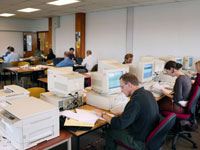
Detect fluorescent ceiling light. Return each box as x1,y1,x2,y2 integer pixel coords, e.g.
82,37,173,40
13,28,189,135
18,8,40,13
47,0,80,6
0,13,15,17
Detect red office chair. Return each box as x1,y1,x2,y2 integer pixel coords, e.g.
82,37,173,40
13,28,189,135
115,113,176,150
193,74,200,117
162,86,200,150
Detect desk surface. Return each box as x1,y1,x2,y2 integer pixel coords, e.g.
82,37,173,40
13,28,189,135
4,66,46,73
67,105,109,137
27,130,72,150
38,77,48,83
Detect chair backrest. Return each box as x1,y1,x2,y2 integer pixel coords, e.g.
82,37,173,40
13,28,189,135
32,59,41,65
46,59,53,64
91,64,98,72
73,66,88,73
76,57,83,65
27,87,46,98
146,113,176,150
18,61,30,66
193,74,200,87
10,61,19,66
53,58,64,66
187,86,200,115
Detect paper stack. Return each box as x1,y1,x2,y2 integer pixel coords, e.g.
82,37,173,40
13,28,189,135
61,109,99,127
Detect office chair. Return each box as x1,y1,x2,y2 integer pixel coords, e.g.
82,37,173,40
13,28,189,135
1,63,13,85
46,59,53,64
115,113,176,150
53,58,64,66
10,61,19,67
76,57,83,65
161,86,200,150
32,59,41,65
193,74,200,118
27,87,46,98
91,64,98,72
18,61,30,66
73,66,88,73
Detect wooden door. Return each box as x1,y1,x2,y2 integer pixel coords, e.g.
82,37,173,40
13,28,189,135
23,32,37,58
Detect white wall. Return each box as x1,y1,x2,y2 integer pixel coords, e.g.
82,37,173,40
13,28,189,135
0,18,48,32
86,9,127,62
0,31,23,57
30,18,48,32
55,15,75,57
0,18,48,57
133,0,200,65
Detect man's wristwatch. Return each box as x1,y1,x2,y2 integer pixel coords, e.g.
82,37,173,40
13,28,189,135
102,112,106,118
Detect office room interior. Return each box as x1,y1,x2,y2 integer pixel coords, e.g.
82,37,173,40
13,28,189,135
0,0,200,150
0,0,200,66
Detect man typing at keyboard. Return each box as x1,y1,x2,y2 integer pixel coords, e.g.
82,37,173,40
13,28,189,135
95,73,159,150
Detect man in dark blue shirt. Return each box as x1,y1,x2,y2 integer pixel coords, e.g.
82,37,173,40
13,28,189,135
95,73,159,150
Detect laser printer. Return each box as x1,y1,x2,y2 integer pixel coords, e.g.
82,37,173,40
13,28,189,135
0,85,30,102
0,97,59,150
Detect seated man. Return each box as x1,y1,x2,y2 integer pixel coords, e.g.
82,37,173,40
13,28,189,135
3,46,11,59
95,73,159,150
56,51,74,68
123,53,133,64
81,50,97,71
4,47,19,63
34,48,42,57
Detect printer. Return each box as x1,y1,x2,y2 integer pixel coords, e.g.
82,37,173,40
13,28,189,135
0,85,30,102
0,97,59,150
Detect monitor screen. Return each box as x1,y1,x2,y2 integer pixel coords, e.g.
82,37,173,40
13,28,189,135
176,59,182,64
189,58,193,67
143,64,153,79
109,71,123,89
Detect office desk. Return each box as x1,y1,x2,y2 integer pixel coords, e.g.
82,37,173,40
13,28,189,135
4,66,46,85
28,130,72,150
66,104,110,150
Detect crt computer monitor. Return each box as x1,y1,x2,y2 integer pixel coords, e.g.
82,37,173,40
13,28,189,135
91,68,127,95
183,56,193,69
139,55,154,61
48,72,84,97
98,59,129,72
128,61,154,83
153,59,165,73
159,56,183,64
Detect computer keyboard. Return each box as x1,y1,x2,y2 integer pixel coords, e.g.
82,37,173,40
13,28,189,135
151,90,163,98
141,81,172,98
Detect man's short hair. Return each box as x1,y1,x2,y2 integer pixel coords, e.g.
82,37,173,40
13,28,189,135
7,46,11,50
64,51,70,57
87,50,92,55
10,47,14,52
120,73,139,86
124,53,133,60
69,47,74,51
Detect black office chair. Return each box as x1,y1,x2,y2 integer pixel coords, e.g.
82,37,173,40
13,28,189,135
91,64,98,72
76,57,83,65
73,66,88,73
53,58,64,66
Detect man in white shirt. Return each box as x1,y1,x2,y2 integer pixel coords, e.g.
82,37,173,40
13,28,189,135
81,50,97,71
4,47,19,63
